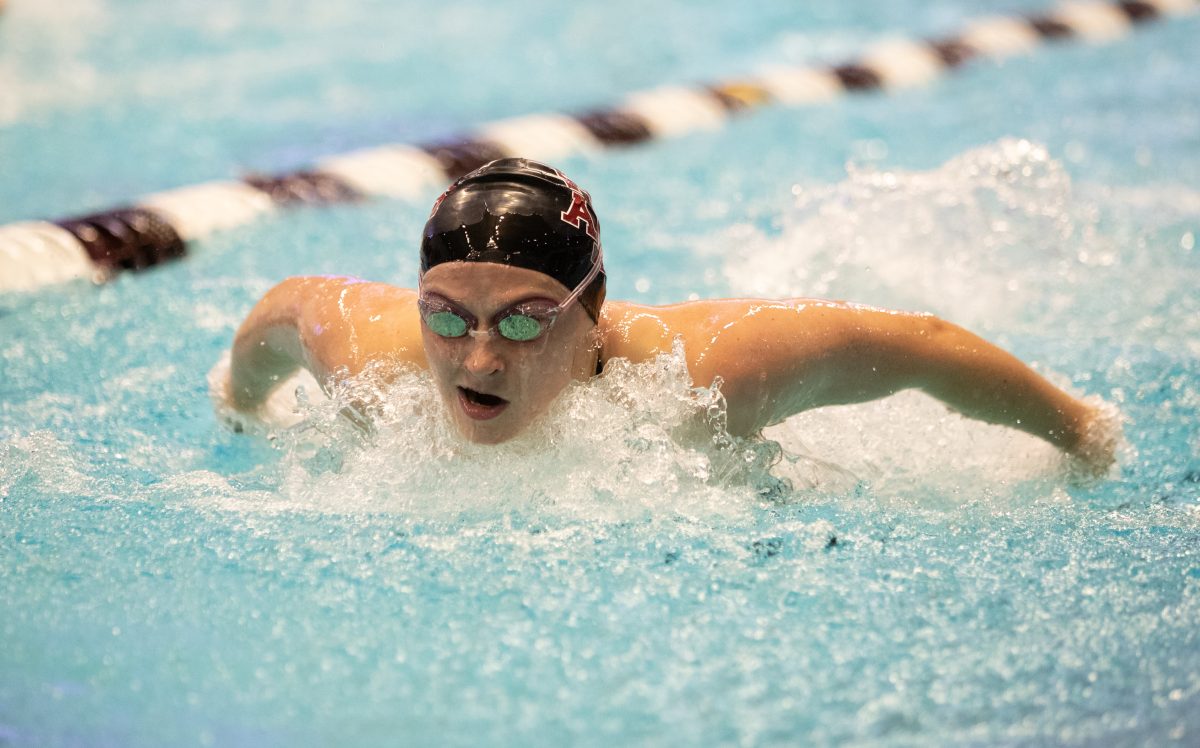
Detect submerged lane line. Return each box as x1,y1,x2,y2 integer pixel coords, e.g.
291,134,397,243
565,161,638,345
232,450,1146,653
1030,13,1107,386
0,0,1194,294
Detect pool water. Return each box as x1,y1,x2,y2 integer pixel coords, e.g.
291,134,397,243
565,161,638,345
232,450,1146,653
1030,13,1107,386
2,1,1199,745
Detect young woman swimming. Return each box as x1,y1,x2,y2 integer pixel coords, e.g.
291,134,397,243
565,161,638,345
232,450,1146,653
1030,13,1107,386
220,158,1115,472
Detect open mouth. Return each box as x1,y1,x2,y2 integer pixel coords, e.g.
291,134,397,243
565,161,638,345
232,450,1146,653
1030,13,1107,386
457,386,509,420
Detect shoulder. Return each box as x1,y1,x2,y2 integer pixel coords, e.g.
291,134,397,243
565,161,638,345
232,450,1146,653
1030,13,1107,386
599,296,815,336
597,298,775,365
595,297,888,385
596,301,675,365
280,275,426,375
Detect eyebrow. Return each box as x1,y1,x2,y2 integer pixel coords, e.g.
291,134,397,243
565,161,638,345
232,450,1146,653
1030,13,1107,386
423,291,560,316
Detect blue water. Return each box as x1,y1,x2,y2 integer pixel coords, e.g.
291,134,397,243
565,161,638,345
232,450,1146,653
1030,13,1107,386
2,1,1199,745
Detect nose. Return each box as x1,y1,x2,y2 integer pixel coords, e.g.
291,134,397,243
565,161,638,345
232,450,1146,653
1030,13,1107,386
462,335,505,377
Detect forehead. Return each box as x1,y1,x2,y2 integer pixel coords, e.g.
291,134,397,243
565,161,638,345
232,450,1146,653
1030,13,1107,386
420,262,570,306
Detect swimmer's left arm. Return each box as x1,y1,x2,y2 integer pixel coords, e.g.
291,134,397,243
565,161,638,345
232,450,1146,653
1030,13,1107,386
635,299,1111,468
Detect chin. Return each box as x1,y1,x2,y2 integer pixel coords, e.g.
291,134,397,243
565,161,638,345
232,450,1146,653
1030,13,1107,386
462,428,513,445
455,417,520,445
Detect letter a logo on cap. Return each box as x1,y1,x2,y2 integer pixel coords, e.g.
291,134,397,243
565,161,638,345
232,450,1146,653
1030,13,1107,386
560,188,599,242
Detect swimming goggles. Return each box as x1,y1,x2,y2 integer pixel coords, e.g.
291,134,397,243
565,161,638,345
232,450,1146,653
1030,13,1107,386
418,248,603,343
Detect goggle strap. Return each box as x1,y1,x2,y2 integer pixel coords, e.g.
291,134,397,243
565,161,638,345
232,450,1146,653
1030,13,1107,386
555,246,604,313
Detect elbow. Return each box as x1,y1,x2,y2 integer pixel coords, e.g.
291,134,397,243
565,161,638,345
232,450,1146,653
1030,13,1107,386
848,313,960,395
905,314,967,387
230,280,318,406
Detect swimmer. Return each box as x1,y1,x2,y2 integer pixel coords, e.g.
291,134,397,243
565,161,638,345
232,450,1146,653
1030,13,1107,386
219,158,1116,473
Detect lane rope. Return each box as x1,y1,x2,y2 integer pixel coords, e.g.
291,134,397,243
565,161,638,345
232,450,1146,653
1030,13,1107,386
0,0,1194,293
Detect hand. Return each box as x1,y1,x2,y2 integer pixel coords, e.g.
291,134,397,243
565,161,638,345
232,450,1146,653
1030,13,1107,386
1065,398,1122,483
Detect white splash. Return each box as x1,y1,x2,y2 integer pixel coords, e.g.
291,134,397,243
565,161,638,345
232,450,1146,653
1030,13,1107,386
715,139,1135,503
720,138,1109,331
200,140,1147,515
0,431,94,500
202,345,795,521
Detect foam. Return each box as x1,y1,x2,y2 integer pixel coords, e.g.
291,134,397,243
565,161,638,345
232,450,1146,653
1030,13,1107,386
763,390,1120,510
721,138,1100,331
0,431,94,500
714,139,1136,500
720,140,1200,357
207,351,325,436
253,346,768,522
204,139,1146,517
204,338,1100,520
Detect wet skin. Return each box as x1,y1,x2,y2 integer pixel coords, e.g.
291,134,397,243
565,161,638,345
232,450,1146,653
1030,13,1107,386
416,263,600,444
227,265,1115,472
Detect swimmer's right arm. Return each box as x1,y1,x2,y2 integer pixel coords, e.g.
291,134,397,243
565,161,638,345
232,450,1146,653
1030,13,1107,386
228,278,311,411
227,276,424,412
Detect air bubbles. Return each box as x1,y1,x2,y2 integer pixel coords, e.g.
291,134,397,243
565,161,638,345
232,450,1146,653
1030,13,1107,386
763,388,1080,511
716,138,1199,350
0,431,94,500
236,345,804,522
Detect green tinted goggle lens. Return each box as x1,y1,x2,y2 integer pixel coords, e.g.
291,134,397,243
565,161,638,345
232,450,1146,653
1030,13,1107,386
497,314,544,341
426,311,468,337
425,309,547,342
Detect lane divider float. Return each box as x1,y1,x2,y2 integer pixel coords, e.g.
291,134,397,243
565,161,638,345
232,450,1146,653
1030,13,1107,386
0,0,1193,293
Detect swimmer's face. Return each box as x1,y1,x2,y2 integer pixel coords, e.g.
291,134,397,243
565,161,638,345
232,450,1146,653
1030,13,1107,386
418,262,598,444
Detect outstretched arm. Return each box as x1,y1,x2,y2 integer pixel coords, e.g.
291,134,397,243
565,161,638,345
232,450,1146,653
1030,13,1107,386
610,298,1114,469
225,276,423,413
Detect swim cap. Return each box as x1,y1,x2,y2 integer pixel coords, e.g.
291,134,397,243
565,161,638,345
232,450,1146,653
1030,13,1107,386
420,158,606,321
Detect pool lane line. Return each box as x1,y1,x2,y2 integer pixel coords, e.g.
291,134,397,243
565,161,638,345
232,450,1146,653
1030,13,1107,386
0,0,1194,293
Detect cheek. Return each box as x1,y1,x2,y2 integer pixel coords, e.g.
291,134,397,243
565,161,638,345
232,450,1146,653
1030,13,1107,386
422,331,458,364
508,346,574,404
421,333,462,376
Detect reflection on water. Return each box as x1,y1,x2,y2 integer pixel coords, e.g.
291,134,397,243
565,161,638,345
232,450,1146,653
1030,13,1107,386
2,137,1198,745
